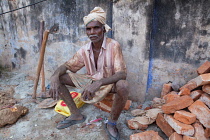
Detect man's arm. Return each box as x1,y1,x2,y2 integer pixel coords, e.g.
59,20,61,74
82,71,126,100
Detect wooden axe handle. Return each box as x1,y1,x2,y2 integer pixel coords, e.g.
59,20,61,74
32,30,49,99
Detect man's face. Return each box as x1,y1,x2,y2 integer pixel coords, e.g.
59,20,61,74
86,21,105,43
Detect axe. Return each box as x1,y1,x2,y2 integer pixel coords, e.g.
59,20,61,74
32,24,59,99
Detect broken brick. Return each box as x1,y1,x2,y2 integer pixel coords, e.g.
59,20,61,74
197,61,210,75
204,128,210,138
178,88,191,96
127,119,148,130
188,100,210,128
190,90,204,101
94,94,131,113
163,92,179,104
169,132,183,140
199,93,210,108
124,100,132,110
174,110,196,125
180,81,197,91
161,82,172,98
130,130,164,140
193,122,208,140
162,95,194,114
183,135,196,140
189,73,210,87
156,113,175,137
202,84,210,94
164,114,194,136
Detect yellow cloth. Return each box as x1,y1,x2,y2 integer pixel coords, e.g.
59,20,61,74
83,7,111,32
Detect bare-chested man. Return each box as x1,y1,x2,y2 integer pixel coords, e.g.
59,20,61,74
49,7,129,140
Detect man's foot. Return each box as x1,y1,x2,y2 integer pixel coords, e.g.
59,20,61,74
105,121,120,140
56,115,86,129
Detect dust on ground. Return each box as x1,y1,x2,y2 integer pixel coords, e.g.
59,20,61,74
0,71,167,140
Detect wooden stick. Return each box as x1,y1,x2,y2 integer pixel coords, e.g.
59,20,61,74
32,30,49,99
40,21,46,93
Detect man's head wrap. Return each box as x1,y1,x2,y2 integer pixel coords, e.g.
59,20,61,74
83,7,111,32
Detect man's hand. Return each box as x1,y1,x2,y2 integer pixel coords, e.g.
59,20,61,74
49,75,61,100
82,80,102,101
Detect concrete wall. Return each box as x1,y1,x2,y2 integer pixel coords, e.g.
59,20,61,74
0,0,209,102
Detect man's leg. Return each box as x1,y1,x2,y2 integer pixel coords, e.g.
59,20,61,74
107,80,129,137
56,74,84,127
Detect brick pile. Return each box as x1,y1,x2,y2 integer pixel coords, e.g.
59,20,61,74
129,61,210,140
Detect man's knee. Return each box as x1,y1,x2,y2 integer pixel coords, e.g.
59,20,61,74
116,80,129,95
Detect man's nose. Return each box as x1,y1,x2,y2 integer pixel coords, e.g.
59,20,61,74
90,28,95,34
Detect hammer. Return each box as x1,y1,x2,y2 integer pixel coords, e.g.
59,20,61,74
32,24,59,99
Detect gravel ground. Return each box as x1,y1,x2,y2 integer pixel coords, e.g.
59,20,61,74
0,71,167,140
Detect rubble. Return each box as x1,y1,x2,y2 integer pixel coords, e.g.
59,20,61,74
0,105,28,127
127,61,210,139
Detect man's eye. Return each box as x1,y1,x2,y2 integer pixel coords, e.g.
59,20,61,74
86,28,91,30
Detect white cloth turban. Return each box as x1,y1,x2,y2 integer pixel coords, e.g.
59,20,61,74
83,7,111,32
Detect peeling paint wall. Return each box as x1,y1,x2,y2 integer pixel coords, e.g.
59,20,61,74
145,0,210,101
0,0,209,102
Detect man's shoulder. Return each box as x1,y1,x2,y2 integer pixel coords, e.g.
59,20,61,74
106,37,120,47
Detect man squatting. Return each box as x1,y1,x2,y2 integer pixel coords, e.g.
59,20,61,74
49,7,129,140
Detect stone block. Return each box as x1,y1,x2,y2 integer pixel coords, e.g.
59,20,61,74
174,110,196,125
130,130,164,140
197,61,210,75
193,122,208,140
162,95,194,114
190,90,204,101
163,92,180,104
202,84,210,94
188,100,210,128
156,113,175,137
164,114,194,136
178,88,190,96
161,82,173,98
199,93,210,108
169,132,183,140
183,136,196,140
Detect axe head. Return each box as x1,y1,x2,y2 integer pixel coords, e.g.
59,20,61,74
49,23,59,34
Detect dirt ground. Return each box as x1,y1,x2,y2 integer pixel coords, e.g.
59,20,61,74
0,70,167,140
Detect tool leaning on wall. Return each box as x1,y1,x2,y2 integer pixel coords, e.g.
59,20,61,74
32,24,59,99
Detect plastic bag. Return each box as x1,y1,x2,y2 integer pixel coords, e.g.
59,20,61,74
54,91,85,117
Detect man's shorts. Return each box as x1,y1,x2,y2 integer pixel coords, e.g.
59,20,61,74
68,72,114,104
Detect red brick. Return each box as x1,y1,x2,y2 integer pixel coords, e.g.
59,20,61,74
199,93,210,108
180,81,197,91
127,119,148,130
193,122,208,140
202,84,210,94
161,82,173,98
162,95,194,114
164,114,194,136
178,88,191,96
204,128,210,138
163,92,179,104
190,73,210,87
197,61,210,75
190,90,204,101
169,132,183,140
156,113,175,137
188,100,210,128
183,136,196,140
94,94,131,112
130,130,164,140
174,110,196,125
